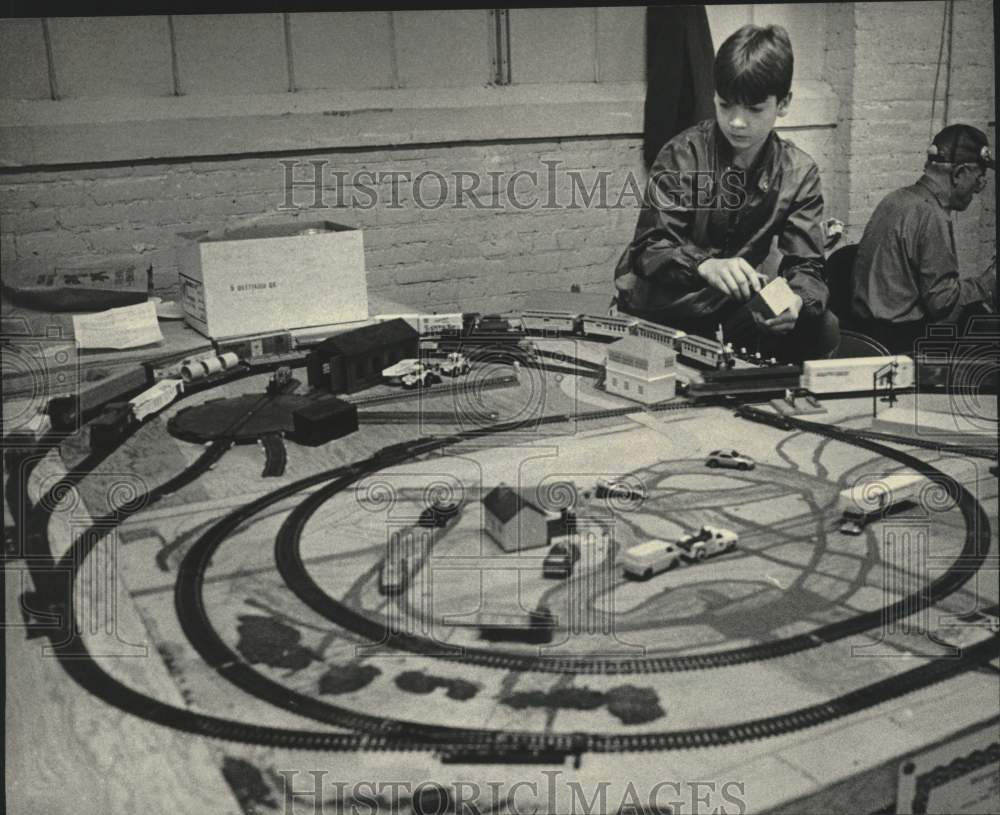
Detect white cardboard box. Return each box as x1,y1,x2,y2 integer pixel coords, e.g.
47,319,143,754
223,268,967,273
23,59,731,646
177,220,368,339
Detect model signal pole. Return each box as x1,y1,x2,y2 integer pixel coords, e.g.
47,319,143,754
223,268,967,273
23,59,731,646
872,360,898,417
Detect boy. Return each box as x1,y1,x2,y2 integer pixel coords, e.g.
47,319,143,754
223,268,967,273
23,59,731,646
613,24,838,361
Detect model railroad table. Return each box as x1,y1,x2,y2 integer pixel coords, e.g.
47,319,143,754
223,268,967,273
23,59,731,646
4,329,998,815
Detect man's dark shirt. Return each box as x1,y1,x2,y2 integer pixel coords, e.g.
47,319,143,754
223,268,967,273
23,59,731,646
614,119,828,325
851,173,994,324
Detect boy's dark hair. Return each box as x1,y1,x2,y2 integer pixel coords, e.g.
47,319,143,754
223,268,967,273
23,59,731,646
714,24,794,105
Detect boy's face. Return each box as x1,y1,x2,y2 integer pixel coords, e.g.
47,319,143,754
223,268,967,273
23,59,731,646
714,93,790,163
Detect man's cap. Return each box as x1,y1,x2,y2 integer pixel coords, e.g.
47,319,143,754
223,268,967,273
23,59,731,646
928,124,994,169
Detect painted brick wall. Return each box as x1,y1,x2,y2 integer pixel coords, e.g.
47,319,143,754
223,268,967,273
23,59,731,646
2,2,992,315
0,122,836,314
0,139,646,314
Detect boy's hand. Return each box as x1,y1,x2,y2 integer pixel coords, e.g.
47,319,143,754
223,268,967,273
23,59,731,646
697,258,765,302
755,292,803,335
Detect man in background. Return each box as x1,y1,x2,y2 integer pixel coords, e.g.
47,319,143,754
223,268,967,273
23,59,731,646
850,124,996,354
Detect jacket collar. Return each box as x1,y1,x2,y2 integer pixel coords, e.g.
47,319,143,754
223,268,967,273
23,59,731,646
915,172,952,209
711,122,781,193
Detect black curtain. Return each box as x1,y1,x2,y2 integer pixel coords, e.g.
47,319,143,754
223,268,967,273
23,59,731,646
643,5,716,169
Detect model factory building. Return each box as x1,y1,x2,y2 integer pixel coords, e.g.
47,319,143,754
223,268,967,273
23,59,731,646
604,335,676,404
306,318,419,394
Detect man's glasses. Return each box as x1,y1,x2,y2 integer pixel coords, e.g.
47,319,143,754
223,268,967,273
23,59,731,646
959,164,990,191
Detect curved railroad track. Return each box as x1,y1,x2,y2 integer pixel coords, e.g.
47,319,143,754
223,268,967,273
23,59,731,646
14,363,997,759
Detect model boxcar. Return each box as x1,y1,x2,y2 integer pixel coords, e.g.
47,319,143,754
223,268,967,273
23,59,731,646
801,356,914,394
521,309,581,335
837,472,926,534
129,378,183,422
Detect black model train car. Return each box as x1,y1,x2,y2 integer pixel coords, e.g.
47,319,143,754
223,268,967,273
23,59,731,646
89,402,134,451
476,604,557,644
48,365,149,432
687,364,803,397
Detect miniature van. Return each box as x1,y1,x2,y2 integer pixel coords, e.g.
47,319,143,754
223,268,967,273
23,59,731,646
621,539,683,579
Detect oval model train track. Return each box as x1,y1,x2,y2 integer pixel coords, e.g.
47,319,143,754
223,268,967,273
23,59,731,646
21,364,998,758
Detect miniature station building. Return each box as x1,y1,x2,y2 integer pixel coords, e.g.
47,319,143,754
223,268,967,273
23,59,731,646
482,483,568,552
604,335,676,404
306,318,419,394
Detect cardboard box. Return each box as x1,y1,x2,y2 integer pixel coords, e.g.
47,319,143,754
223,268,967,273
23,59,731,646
750,276,798,318
177,220,368,339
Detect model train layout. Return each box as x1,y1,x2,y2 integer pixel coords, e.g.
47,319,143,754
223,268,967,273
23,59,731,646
5,305,998,813
38,307,997,454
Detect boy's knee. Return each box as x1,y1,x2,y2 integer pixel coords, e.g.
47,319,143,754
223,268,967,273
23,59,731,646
800,308,840,358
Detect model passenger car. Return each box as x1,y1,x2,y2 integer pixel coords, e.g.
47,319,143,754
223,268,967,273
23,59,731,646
705,450,756,470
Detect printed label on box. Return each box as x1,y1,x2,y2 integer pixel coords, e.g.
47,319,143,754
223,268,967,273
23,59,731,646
180,274,207,327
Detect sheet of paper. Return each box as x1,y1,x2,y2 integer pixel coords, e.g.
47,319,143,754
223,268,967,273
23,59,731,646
72,301,164,350
151,297,186,320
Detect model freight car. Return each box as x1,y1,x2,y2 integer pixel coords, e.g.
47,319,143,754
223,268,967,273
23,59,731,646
521,309,581,335
129,378,184,422
89,402,134,451
179,352,241,383
837,472,926,534
801,356,915,394
475,603,556,644
687,364,802,396
47,364,150,432
215,331,295,360
373,313,464,336
476,314,525,333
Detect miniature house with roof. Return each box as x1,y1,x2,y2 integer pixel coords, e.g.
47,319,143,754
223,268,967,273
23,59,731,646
306,318,419,394
482,483,565,552
604,334,676,404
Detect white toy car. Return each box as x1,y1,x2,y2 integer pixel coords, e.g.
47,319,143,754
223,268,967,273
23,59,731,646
621,525,738,579
439,352,470,377
706,450,756,471
401,367,442,389
676,525,738,560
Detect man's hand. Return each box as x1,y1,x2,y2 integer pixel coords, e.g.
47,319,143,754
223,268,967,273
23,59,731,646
697,258,766,302
756,292,803,335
